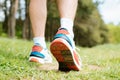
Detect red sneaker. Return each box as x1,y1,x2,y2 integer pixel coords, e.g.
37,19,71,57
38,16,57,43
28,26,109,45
29,45,52,64
50,28,82,71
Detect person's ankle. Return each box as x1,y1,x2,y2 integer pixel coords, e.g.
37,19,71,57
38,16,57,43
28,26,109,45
60,18,74,38
33,37,47,49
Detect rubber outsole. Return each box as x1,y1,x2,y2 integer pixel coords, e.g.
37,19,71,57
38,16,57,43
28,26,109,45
50,38,81,71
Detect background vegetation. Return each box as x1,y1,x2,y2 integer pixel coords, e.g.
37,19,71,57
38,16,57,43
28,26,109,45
0,0,115,47
107,24,120,43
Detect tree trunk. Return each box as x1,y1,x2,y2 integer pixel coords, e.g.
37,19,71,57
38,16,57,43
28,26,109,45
23,0,31,39
3,0,8,33
8,0,18,38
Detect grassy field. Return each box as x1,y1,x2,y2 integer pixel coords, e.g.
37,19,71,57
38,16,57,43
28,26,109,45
0,37,120,80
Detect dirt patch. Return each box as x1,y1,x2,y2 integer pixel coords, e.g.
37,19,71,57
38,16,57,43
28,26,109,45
36,63,102,71
38,62,58,71
88,65,102,70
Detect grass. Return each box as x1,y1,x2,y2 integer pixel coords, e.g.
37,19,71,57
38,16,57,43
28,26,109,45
0,37,120,80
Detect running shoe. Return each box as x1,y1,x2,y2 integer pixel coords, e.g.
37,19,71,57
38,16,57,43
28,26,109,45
29,45,52,64
50,28,82,71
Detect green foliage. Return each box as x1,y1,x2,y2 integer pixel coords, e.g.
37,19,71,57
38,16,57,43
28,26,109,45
0,23,8,37
0,23,2,35
0,37,120,80
107,24,120,43
16,20,24,38
74,0,109,47
77,0,95,19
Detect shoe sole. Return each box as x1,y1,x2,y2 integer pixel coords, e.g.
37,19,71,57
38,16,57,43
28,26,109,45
50,38,81,71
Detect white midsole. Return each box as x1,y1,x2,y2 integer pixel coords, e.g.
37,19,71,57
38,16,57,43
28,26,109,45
29,56,52,64
29,56,45,64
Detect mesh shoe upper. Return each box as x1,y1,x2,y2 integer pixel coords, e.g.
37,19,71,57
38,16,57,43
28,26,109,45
29,45,52,64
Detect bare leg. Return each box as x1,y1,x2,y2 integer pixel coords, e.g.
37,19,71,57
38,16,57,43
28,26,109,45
57,0,78,20
29,0,47,37
56,0,78,38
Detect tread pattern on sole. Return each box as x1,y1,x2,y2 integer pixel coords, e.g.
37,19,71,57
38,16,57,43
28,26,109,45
50,39,80,71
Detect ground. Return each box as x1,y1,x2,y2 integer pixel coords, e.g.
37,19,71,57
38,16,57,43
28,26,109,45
0,37,120,80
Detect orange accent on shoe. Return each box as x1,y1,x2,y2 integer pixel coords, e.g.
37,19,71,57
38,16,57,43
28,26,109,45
73,51,80,66
57,29,69,35
51,39,69,50
30,58,39,62
32,45,42,52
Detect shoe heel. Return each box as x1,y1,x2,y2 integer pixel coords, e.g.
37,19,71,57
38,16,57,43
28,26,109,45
50,38,81,71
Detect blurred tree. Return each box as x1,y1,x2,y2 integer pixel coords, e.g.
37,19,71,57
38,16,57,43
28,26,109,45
8,0,18,38
74,0,109,47
2,0,8,34
22,0,31,39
